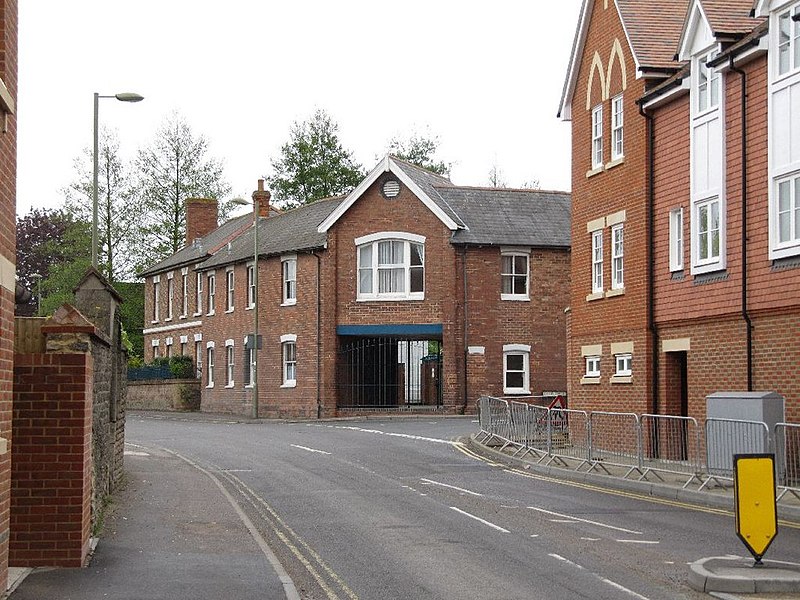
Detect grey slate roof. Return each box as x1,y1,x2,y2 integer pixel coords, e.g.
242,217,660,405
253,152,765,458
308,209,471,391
443,187,571,248
390,157,467,228
141,161,570,279
138,213,253,277
201,196,344,270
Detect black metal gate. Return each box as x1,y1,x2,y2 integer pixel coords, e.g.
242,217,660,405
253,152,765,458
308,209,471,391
337,338,442,409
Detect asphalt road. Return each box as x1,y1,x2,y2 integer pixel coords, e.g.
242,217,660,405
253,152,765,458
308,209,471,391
127,414,800,600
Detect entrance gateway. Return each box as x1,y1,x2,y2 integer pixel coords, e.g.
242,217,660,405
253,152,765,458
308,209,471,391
336,324,443,410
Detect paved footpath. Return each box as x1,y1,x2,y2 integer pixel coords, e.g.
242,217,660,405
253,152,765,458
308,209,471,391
9,443,293,600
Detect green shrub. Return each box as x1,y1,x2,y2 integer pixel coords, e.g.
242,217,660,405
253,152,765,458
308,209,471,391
169,355,195,379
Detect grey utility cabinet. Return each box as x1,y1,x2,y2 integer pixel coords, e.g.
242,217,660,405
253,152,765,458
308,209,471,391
705,391,785,476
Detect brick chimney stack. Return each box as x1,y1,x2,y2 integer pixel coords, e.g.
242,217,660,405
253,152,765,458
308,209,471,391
253,179,271,218
185,198,219,246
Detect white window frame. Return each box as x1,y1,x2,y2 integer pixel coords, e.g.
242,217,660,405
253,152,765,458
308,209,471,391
611,224,624,290
207,273,216,315
776,174,800,248
502,344,531,395
776,4,800,78
244,344,255,388
181,270,189,318
690,46,726,274
591,104,603,169
195,340,203,378
669,208,684,271
246,263,256,309
615,353,633,377
152,276,161,323
500,248,530,301
195,272,203,316
206,342,215,388
585,355,600,378
592,230,604,293
225,339,235,388
696,52,721,115
166,273,174,320
355,232,425,301
611,94,624,160
694,197,722,266
769,3,800,259
226,268,235,313
282,255,297,306
281,334,297,388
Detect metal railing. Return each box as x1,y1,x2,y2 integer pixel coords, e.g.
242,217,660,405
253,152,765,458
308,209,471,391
775,423,800,501
476,396,799,502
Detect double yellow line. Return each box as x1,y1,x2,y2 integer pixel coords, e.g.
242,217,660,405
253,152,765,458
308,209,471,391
454,443,800,530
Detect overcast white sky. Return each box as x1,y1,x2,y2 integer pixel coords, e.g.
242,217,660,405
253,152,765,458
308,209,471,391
17,1,581,216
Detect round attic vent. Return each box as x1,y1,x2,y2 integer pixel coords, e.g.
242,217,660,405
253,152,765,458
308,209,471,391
381,179,401,198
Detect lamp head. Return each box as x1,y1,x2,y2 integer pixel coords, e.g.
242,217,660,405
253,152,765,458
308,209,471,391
115,93,144,103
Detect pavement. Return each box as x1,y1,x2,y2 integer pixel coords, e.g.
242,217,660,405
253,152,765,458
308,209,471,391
7,438,297,600
4,412,800,598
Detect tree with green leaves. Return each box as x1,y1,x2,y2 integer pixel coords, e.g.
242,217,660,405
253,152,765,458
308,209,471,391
134,111,231,270
37,217,93,316
63,128,139,282
268,109,364,208
15,208,72,316
388,131,450,176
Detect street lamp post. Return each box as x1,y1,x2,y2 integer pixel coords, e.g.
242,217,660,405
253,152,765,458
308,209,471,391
92,92,144,269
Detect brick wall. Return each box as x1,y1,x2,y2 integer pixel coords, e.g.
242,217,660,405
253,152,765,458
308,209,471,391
127,379,200,411
11,353,93,568
0,0,18,590
185,198,218,246
567,0,652,413
143,180,571,418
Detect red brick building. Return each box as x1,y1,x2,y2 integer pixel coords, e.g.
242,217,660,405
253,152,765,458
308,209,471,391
141,156,571,417
561,0,800,422
0,0,16,588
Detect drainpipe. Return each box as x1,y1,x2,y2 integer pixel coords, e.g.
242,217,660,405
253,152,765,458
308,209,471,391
729,56,754,392
314,251,323,418
462,245,469,414
639,102,659,415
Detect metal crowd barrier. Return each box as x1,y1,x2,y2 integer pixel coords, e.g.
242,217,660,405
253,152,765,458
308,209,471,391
475,397,799,502
640,414,704,487
775,422,800,501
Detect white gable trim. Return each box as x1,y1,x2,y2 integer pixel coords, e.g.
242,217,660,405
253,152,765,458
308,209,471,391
317,155,459,233
755,0,795,17
678,0,715,61
559,0,594,120
560,0,641,120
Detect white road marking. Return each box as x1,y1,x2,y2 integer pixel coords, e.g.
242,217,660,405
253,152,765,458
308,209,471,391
530,534,540,538
336,425,460,445
221,469,253,473
529,506,642,535
290,444,331,455
124,451,150,456
420,478,483,497
551,519,580,523
616,539,660,545
450,507,510,533
581,537,601,541
548,554,651,600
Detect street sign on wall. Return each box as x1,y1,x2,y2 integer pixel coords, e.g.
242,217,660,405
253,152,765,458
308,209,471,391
734,454,778,563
